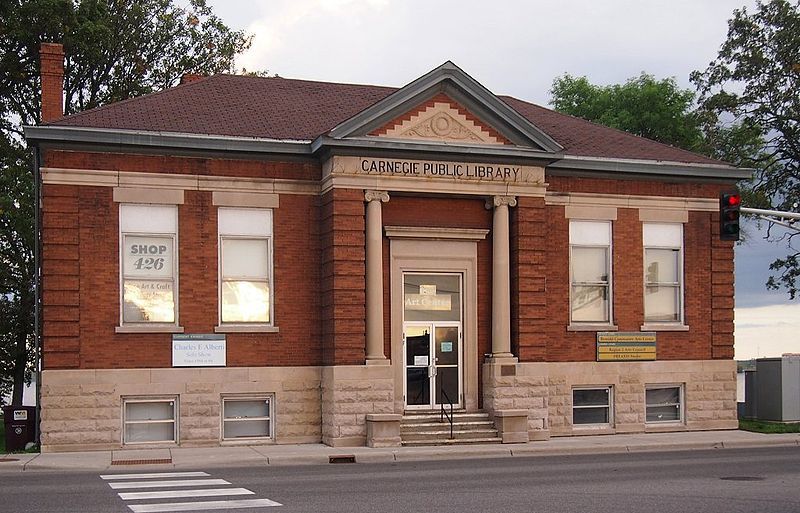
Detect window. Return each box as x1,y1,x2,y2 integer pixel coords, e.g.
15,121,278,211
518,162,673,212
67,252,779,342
119,205,178,326
646,385,683,423
573,387,613,426
570,221,612,323
643,223,683,323
218,208,273,325
222,396,274,440
123,397,177,444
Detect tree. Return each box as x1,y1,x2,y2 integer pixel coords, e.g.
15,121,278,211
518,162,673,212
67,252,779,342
0,0,253,406
691,0,800,299
549,73,706,152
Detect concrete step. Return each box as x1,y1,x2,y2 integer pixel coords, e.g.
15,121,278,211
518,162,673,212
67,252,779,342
401,429,501,441
401,421,495,433
401,437,503,447
401,412,491,423
400,411,500,446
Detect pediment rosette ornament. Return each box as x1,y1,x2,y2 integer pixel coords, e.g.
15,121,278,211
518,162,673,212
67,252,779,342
382,102,504,145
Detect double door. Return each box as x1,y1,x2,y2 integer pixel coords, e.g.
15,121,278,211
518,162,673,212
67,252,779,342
403,273,462,410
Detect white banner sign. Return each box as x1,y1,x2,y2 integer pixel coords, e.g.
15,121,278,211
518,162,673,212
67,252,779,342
172,335,226,367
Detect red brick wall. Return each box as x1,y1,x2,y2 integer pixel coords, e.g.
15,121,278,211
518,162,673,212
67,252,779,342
41,151,737,370
42,185,80,369
41,156,322,369
511,197,548,361
320,189,366,366
531,174,736,362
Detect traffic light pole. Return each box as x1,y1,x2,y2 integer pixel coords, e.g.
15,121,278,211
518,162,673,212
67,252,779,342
741,207,800,233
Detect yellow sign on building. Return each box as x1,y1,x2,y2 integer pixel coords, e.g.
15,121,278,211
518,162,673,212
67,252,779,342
597,332,657,361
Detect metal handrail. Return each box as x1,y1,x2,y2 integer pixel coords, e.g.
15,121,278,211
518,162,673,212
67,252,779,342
439,389,454,439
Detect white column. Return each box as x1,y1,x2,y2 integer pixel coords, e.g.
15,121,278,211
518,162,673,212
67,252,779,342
365,190,390,364
487,195,517,361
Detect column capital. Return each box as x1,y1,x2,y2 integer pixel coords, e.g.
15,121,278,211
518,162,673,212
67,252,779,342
365,190,390,203
485,195,517,210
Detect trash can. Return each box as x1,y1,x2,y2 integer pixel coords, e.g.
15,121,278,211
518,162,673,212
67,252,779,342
3,406,36,452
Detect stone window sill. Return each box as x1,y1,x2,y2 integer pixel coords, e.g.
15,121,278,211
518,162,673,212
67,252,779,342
567,324,618,332
640,323,689,332
115,325,185,334
570,426,615,436
645,423,687,433
214,325,280,333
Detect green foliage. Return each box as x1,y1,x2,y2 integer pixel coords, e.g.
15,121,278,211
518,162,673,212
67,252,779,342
549,72,705,152
739,419,800,433
692,0,800,299
0,0,253,406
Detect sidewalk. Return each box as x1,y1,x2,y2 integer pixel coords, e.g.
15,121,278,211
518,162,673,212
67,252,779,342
2,429,798,472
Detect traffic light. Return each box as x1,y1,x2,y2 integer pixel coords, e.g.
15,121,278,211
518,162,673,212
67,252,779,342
719,192,741,241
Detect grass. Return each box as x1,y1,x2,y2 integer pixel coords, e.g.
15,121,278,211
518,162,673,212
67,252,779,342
740,419,800,434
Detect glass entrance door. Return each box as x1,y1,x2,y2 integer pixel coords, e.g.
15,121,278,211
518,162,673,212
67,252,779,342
403,273,462,409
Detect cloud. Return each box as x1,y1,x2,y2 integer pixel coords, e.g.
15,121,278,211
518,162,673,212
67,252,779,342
735,303,800,360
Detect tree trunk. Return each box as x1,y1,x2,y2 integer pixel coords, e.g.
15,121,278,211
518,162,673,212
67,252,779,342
10,331,27,406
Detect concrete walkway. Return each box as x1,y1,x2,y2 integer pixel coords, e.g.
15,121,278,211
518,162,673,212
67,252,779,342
2,429,798,472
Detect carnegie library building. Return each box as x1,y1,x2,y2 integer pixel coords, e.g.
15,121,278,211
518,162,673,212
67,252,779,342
25,43,750,452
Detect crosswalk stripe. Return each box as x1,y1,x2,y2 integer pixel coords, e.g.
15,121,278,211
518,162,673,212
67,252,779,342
109,479,230,490
118,488,255,500
101,472,210,481
127,498,282,512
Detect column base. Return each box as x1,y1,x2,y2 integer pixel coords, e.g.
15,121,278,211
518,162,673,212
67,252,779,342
365,357,390,366
485,354,518,364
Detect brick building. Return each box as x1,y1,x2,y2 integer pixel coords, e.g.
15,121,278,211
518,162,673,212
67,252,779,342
25,43,748,451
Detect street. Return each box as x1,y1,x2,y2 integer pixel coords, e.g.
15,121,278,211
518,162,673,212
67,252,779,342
1,446,798,512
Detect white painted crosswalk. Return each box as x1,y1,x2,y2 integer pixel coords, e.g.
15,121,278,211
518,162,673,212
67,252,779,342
100,471,282,512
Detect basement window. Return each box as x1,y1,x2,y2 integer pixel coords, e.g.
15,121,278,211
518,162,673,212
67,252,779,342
123,397,178,444
572,386,613,426
222,396,274,441
645,385,683,424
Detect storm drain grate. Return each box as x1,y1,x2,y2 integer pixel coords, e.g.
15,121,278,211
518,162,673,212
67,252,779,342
111,458,172,466
720,476,765,481
0,458,20,463
329,454,356,464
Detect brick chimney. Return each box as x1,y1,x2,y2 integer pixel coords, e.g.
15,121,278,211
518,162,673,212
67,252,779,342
180,73,203,85
40,43,64,122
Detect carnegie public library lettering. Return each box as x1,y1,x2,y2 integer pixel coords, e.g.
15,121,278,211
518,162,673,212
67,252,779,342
26,49,749,451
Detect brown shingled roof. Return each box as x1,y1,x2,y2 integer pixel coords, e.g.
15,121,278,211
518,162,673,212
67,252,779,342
50,74,724,166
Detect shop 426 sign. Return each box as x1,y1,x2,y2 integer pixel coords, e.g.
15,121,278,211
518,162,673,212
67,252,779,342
124,236,173,277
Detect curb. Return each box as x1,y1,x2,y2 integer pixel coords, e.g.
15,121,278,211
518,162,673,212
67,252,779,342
2,436,799,472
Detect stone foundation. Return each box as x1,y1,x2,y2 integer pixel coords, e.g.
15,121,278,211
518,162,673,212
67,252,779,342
40,367,322,452
321,364,394,447
484,359,737,439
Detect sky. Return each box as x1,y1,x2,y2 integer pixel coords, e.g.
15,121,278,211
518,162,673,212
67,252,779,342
203,0,798,360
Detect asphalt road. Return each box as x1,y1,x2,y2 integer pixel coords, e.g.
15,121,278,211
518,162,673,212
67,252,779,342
1,446,798,512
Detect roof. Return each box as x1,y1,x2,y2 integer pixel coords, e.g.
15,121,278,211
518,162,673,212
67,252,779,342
46,73,726,167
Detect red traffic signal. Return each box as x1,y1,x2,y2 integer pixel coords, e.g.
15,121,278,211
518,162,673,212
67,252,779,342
719,192,741,241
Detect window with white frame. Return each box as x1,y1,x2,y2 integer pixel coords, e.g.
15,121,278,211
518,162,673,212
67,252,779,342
218,208,273,325
645,385,683,423
570,221,612,323
119,204,178,325
643,223,683,323
123,397,178,444
222,396,274,440
573,387,613,426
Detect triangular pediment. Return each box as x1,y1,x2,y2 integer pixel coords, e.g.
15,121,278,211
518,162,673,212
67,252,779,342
327,61,563,153
372,93,509,145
